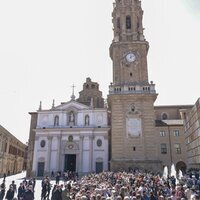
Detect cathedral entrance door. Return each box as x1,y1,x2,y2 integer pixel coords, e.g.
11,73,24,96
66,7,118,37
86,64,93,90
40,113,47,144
37,162,45,177
64,154,76,172
96,162,103,173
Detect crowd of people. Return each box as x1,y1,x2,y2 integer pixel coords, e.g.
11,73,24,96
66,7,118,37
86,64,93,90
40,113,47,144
0,177,35,200
0,169,200,200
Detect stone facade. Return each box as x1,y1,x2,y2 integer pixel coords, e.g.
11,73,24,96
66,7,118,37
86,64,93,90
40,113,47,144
0,125,27,177
180,98,200,169
27,0,199,175
27,112,38,177
77,77,104,108
155,105,193,173
30,79,110,177
108,0,162,172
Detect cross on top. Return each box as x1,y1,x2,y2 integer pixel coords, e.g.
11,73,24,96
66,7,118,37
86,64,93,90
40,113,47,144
71,84,76,100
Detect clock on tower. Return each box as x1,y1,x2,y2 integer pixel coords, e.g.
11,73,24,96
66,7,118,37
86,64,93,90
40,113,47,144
108,0,162,172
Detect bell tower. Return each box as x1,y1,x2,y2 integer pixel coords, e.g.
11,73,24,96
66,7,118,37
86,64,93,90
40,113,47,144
108,0,162,172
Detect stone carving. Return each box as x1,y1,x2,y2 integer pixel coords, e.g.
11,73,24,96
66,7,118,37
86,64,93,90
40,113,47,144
126,118,142,137
69,111,74,122
85,115,90,126
97,114,103,124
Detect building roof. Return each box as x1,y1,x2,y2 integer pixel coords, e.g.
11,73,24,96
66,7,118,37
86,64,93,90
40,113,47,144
154,105,193,109
0,125,26,145
155,119,183,126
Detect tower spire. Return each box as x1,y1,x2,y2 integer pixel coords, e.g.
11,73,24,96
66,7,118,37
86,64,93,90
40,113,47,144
112,0,145,42
51,99,55,109
38,101,42,111
70,84,76,101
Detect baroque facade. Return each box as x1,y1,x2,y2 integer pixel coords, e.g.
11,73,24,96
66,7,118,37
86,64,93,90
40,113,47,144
29,78,110,177
0,125,27,177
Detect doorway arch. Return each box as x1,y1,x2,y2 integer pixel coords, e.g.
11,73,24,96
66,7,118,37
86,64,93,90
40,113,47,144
176,161,187,174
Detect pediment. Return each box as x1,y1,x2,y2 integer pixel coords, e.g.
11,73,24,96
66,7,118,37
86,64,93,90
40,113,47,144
53,100,90,111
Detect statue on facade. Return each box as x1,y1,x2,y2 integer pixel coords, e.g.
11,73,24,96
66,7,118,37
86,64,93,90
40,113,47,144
69,111,75,125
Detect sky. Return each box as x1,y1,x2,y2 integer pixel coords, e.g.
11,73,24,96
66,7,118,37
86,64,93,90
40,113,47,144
0,0,199,144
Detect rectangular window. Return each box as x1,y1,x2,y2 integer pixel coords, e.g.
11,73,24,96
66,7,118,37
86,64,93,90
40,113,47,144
174,144,181,154
160,131,166,137
161,143,167,154
173,130,180,136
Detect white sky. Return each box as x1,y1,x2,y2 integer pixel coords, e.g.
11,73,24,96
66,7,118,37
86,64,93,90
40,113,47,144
0,0,199,144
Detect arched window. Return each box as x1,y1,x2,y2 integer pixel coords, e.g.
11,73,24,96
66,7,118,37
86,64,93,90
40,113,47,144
126,16,131,29
54,115,59,126
85,115,90,126
162,113,168,120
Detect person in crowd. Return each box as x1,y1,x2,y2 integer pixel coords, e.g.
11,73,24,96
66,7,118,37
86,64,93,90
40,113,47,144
10,180,17,194
51,184,62,200
5,185,14,200
41,176,52,200
23,185,34,200
0,179,6,200
55,172,60,185
32,178,36,192
3,168,200,200
17,182,25,200
3,173,6,181
51,171,54,178
62,184,70,200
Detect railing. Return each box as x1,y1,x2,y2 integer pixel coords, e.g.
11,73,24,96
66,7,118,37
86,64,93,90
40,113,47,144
36,125,109,129
109,83,156,95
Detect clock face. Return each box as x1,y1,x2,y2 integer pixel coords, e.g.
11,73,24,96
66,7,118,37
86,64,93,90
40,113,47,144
126,52,136,63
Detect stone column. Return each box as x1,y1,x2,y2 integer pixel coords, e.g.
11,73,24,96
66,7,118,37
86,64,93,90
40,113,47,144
46,136,53,175
104,135,109,171
56,134,62,172
89,135,94,172
79,136,84,173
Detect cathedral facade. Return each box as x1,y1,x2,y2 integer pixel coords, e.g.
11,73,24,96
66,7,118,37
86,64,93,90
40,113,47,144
28,0,192,177
29,78,109,177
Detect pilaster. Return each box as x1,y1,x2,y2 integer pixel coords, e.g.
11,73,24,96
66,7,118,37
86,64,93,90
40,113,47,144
46,136,53,173
32,136,39,175
79,136,84,172
56,135,62,171
89,135,94,172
